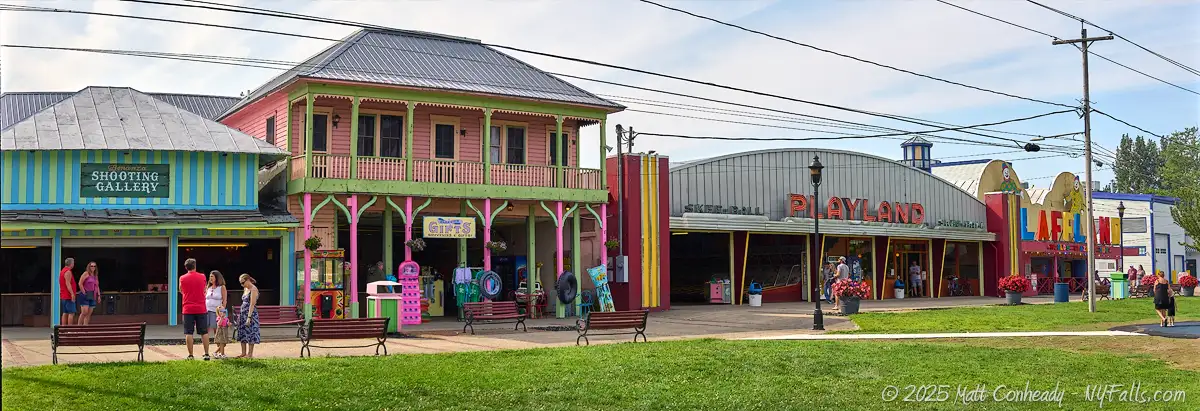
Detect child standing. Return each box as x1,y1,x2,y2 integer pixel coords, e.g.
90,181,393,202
214,307,232,358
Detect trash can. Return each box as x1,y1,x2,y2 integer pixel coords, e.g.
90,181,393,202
1053,282,1069,303
1110,273,1128,299
747,282,763,307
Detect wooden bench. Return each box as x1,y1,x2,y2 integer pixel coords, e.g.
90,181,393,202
235,305,304,338
576,310,649,346
1131,285,1151,298
1081,283,1111,301
51,322,146,365
462,301,527,335
299,318,390,358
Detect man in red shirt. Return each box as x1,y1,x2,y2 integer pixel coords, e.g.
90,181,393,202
179,258,210,360
59,258,77,325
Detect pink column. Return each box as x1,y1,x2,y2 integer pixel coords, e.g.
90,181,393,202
349,195,359,310
303,193,313,309
555,201,564,278
483,198,492,271
600,203,608,264
404,196,414,262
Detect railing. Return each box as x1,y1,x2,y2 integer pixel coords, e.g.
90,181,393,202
491,164,555,187
413,159,484,185
310,154,350,179
357,156,405,181
564,168,604,190
290,156,306,180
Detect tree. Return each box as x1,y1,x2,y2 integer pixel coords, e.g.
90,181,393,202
1154,127,1200,252
1112,135,1136,192
1111,134,1163,193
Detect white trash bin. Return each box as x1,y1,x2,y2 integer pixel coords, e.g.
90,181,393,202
748,294,763,307
894,289,905,299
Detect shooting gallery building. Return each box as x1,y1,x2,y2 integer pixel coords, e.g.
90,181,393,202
665,141,995,306
0,86,295,327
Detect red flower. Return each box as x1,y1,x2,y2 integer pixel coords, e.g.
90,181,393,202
1179,275,1198,288
831,279,871,299
998,275,1031,293
1140,275,1159,287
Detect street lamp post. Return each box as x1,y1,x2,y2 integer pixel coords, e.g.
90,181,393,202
810,155,825,331
1117,201,1126,273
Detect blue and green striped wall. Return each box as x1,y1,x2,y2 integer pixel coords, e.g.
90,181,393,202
2,228,285,238
1,150,258,209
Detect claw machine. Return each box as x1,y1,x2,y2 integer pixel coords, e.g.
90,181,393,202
295,249,347,319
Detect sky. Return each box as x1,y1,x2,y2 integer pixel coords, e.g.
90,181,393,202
2,0,1198,188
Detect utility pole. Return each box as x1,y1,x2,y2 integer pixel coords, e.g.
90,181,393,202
1054,27,1113,313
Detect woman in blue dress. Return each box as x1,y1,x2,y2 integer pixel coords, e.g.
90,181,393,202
235,273,261,358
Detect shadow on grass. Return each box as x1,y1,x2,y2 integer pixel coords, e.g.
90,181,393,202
6,374,195,409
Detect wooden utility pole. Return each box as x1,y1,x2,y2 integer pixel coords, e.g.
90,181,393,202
1053,27,1113,313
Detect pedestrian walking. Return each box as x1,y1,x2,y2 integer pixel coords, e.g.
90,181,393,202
76,261,100,325
59,258,77,326
235,273,261,359
179,258,211,360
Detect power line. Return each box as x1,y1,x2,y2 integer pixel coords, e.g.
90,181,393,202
934,0,1200,97
98,0,1057,146
637,0,1076,109
1091,109,1162,138
1026,0,1200,76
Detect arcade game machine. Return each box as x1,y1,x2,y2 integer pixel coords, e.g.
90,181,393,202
295,249,346,319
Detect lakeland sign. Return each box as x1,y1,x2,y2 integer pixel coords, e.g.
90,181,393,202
788,194,926,224
80,163,170,198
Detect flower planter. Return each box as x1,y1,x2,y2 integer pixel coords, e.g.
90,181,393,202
1183,287,1195,297
839,297,860,315
1006,291,1022,305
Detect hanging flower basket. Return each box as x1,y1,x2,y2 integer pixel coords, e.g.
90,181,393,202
303,236,322,251
604,237,620,250
405,238,426,252
485,241,508,253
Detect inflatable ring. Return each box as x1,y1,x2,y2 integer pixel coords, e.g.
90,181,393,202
556,272,578,304
479,271,502,300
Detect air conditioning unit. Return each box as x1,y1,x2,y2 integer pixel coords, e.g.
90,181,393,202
608,256,629,282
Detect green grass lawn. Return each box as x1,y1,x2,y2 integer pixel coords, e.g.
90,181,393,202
846,297,1198,334
4,339,1196,410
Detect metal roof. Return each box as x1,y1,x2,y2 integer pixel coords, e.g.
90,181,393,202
1,208,297,225
1,87,286,162
221,28,623,118
930,160,993,197
2,91,239,129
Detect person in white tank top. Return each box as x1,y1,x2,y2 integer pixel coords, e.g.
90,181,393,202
205,271,228,353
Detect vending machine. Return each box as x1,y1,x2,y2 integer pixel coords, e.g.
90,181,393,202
295,249,346,319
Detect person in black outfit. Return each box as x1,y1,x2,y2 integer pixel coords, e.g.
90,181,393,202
1152,271,1174,327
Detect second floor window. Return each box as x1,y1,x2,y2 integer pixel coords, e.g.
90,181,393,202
265,116,276,145
434,123,456,159
311,114,329,152
549,131,569,166
489,125,502,161
506,126,526,164
380,115,403,158
356,115,376,157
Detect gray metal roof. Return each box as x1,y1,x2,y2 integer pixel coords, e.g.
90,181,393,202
1,87,286,161
221,28,623,119
2,91,239,129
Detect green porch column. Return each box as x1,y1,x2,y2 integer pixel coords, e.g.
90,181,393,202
572,209,582,317
383,207,394,273
527,205,537,316
281,233,294,306
304,93,314,178
483,109,493,184
404,102,414,181
599,119,607,189
349,96,360,178
555,115,564,187
458,201,468,268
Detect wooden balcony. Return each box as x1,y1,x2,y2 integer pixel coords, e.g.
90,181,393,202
291,154,604,198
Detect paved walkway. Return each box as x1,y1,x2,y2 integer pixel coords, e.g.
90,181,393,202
744,330,1147,340
0,295,1055,368
1111,321,1200,339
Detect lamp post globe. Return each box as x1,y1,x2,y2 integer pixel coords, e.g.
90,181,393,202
810,155,824,331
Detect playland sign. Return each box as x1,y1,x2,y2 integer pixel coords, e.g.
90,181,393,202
788,194,926,224
422,216,476,239
80,163,170,198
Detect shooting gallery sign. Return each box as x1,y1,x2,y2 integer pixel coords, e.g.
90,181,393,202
80,163,170,198
788,194,926,225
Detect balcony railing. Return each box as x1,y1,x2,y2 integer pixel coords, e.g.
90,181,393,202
292,154,602,190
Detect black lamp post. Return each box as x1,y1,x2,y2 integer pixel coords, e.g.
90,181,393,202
1117,201,1125,272
810,155,825,331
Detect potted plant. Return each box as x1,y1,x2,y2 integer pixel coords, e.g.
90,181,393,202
999,275,1031,304
303,235,322,251
1179,274,1197,297
832,278,871,314
604,237,619,250
485,240,508,253
1140,274,1158,298
405,238,426,252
